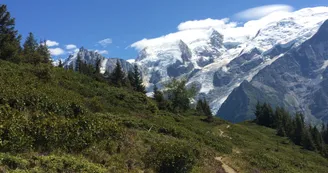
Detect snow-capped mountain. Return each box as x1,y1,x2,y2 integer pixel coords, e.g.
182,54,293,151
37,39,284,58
219,19,328,124
59,6,328,124
132,6,328,123
63,47,133,73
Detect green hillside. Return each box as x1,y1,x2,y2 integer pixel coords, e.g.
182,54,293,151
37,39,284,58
0,60,328,173
1,3,328,172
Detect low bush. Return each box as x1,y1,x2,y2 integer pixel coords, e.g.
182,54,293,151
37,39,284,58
145,141,199,173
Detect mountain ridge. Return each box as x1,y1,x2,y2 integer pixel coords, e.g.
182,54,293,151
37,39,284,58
219,18,328,123
59,6,328,124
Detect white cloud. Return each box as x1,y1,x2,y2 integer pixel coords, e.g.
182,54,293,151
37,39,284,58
67,48,79,54
235,4,294,20
131,19,239,51
98,38,112,47
46,40,59,47
65,44,77,50
49,48,65,56
178,18,237,31
95,50,109,55
131,4,296,51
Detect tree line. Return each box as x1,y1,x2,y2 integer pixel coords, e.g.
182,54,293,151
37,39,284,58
70,56,147,94
255,102,328,157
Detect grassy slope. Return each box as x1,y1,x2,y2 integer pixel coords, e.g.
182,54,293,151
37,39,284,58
0,60,327,173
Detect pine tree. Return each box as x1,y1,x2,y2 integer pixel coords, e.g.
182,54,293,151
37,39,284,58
280,108,294,137
255,101,263,124
133,64,146,93
58,59,63,68
294,113,305,145
153,84,166,110
323,123,328,144
127,71,134,87
95,58,101,74
153,84,164,102
75,55,82,72
274,107,284,129
23,32,43,64
302,128,316,151
37,40,51,64
203,99,213,122
266,104,275,128
196,99,204,115
23,32,38,53
311,126,324,151
110,61,126,87
323,124,327,144
255,103,274,127
0,5,21,62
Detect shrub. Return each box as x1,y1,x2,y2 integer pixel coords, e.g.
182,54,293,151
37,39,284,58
145,141,199,173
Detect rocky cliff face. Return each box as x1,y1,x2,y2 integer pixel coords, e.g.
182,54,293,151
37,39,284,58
63,47,133,73
219,20,328,124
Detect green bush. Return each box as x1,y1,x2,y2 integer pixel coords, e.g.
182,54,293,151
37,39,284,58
145,141,200,173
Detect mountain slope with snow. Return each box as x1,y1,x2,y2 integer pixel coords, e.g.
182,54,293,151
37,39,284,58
131,6,328,123
219,19,328,123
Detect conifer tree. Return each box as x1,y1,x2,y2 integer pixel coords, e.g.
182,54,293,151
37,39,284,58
255,101,263,124
153,84,164,103
23,32,43,64
75,54,82,72
23,32,38,53
110,60,126,87
264,103,275,128
0,4,21,62
196,99,204,115
196,98,212,121
203,98,213,122
153,84,166,110
255,102,274,127
132,64,146,93
282,109,294,137
95,58,101,74
58,59,63,68
323,123,328,144
294,113,305,145
311,126,324,151
37,40,51,64
127,71,134,87
274,107,283,129
302,128,316,151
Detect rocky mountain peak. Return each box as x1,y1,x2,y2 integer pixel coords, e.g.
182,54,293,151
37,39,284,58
307,19,328,44
210,29,224,48
62,47,133,74
178,40,192,62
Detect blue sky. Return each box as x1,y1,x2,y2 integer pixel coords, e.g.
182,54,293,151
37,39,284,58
2,0,328,60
